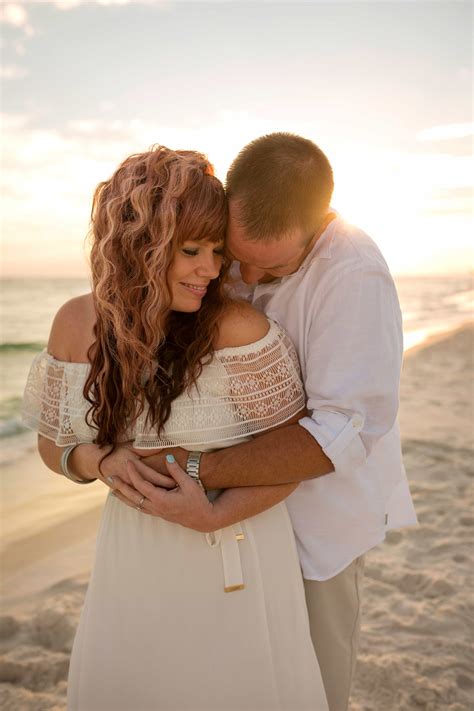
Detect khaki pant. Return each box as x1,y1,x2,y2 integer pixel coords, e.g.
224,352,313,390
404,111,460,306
304,556,365,711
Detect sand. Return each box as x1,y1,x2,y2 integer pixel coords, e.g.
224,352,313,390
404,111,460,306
351,324,474,711
1,324,473,710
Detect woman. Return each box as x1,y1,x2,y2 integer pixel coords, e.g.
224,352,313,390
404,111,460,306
22,146,328,710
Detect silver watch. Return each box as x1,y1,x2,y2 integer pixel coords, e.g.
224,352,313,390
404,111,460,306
186,451,206,492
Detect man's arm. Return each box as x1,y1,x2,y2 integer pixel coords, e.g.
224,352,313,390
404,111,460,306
200,423,333,489
112,457,301,532
134,412,334,490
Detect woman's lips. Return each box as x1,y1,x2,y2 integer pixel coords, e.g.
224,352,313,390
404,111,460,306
180,282,208,297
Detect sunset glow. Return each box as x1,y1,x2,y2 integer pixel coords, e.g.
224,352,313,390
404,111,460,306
1,1,472,277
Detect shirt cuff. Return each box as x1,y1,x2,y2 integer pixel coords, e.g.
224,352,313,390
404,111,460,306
299,410,367,478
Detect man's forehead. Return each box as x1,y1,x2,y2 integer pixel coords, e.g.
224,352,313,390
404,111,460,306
228,232,297,268
227,213,303,268
227,227,278,258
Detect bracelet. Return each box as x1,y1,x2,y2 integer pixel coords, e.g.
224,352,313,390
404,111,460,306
185,451,206,493
60,444,97,485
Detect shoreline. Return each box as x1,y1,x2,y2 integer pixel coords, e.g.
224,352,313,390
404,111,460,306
403,318,473,355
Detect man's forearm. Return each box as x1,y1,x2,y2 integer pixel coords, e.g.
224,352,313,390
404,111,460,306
200,424,333,489
210,481,299,530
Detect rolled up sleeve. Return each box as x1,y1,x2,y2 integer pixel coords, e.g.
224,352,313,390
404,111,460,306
299,264,403,478
299,410,367,476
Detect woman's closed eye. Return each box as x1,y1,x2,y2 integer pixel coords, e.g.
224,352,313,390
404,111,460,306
181,247,224,257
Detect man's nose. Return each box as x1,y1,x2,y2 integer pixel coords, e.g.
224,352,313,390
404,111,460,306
239,262,265,284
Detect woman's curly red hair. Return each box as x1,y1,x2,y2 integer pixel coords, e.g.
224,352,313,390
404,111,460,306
84,145,229,447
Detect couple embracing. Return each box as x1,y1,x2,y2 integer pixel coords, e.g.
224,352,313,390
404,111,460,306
23,132,417,711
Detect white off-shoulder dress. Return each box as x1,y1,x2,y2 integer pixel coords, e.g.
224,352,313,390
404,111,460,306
22,321,328,711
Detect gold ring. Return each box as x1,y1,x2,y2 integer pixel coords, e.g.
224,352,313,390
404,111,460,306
136,495,146,511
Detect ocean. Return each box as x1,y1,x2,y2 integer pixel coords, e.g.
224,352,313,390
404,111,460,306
0,274,472,466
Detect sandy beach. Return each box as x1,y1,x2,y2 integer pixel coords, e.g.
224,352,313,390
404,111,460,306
1,324,472,710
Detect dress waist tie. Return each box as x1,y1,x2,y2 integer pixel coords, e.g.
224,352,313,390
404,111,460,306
205,523,246,593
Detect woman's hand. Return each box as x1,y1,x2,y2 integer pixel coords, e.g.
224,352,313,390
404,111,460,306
127,446,190,486
129,446,189,471
110,457,216,533
70,443,177,490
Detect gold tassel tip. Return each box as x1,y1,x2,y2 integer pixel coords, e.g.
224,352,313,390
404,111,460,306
224,584,246,593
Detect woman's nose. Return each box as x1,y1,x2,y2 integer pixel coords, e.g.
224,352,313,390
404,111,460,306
239,262,265,285
196,252,222,279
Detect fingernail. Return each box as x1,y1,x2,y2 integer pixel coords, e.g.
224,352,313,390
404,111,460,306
107,476,115,485
166,454,175,464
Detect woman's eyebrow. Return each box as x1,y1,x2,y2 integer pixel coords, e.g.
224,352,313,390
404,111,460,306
184,239,225,246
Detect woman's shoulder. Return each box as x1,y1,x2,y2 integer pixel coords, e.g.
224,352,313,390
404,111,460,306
47,293,96,363
213,300,270,350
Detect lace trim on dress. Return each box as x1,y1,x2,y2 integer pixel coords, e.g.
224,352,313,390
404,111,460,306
21,321,305,448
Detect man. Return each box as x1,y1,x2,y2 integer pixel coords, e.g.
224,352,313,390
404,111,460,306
114,133,418,710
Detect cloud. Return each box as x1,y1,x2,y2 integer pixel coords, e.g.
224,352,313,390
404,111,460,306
421,187,473,216
0,110,319,265
0,111,197,276
0,112,30,129
3,111,472,225
0,64,28,79
0,3,27,26
0,3,34,35
2,110,473,277
99,100,115,112
40,0,166,8
1,113,196,234
14,40,26,56
417,122,474,142
0,0,167,16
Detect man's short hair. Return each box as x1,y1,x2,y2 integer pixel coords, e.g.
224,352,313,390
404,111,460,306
226,132,334,242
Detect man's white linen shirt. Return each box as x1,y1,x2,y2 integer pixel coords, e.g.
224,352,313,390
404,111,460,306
246,214,417,581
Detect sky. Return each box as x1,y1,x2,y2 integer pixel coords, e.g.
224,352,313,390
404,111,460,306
1,0,472,277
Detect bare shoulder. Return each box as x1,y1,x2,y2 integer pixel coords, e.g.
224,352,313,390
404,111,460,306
214,300,270,350
47,293,96,363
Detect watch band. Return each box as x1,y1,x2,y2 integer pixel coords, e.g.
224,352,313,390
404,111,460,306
186,451,206,492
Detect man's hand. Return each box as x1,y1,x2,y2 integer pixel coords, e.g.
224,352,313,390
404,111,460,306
110,456,216,533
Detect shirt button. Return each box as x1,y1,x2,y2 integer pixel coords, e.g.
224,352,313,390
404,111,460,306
352,416,364,429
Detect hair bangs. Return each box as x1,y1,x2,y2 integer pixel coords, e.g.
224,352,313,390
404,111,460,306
176,176,227,246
